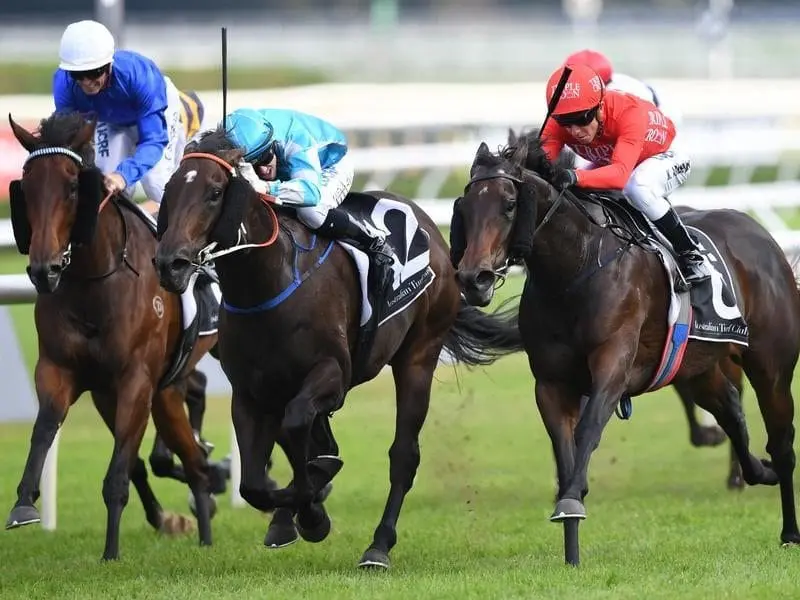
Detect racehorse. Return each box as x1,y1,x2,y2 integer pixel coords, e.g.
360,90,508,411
5,111,224,560
508,128,742,490
453,131,800,564
152,127,524,569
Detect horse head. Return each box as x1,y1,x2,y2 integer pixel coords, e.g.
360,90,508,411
455,131,581,306
154,126,262,294
8,112,102,293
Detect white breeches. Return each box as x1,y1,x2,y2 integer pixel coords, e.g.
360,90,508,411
295,154,355,229
93,76,186,204
623,147,691,221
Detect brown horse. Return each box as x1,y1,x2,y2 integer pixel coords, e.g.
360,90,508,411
454,132,800,564
152,127,524,569
5,112,223,560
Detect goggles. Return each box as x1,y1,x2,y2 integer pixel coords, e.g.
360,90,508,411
553,106,599,127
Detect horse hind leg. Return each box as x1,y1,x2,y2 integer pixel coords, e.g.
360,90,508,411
689,365,779,488
742,351,800,544
151,382,219,547
358,342,439,570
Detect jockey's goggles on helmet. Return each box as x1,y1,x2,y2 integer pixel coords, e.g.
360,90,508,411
253,142,276,167
69,64,110,81
553,106,599,127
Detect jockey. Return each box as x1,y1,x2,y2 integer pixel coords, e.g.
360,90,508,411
563,48,681,126
224,107,394,281
540,63,710,287
53,20,185,209
53,20,216,454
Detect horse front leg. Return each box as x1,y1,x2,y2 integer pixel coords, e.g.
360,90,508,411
277,357,345,544
557,339,635,517
6,359,76,530
232,388,277,513
101,367,153,561
534,378,582,501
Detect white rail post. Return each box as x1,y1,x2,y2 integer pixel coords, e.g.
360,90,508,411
40,428,61,531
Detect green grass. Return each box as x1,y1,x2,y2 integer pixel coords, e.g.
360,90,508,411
0,251,799,598
0,62,327,95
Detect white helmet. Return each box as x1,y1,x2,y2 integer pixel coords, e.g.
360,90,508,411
59,20,115,71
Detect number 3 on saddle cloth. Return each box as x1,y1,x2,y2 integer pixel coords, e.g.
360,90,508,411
336,192,437,382
590,196,750,419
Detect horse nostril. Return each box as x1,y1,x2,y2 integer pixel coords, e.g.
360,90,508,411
169,257,192,274
475,270,496,289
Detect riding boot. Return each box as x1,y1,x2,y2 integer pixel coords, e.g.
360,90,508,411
316,208,394,293
652,208,711,288
186,369,215,457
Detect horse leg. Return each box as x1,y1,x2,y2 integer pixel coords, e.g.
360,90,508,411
6,360,76,530
673,381,727,448
232,389,277,513
741,352,800,544
91,392,164,531
689,365,780,488
101,369,153,561
278,358,345,543
151,383,216,547
558,339,636,513
358,341,440,570
534,379,582,502
720,358,744,490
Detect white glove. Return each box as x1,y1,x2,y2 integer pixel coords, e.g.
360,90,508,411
237,161,270,195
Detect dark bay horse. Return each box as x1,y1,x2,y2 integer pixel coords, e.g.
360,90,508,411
6,112,222,560
454,133,800,564
507,128,741,490
153,128,524,569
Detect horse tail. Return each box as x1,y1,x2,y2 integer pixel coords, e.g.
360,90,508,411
442,298,524,366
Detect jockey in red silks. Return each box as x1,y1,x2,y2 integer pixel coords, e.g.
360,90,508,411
540,63,710,287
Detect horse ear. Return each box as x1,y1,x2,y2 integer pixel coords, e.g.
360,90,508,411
8,114,37,152
507,128,518,146
472,142,491,171
71,118,97,151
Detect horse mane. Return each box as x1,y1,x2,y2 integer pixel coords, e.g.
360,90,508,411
186,126,245,163
35,111,96,165
475,128,575,185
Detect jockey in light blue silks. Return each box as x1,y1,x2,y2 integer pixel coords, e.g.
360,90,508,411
224,107,394,282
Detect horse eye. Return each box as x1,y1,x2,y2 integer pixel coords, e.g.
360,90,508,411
504,198,517,213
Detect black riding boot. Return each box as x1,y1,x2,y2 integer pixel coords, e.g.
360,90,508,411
653,208,710,288
186,369,215,457
316,208,394,291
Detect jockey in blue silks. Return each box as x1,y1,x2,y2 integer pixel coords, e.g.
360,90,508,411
53,19,187,207
224,107,394,275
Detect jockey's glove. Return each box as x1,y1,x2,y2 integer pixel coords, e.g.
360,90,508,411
237,161,270,195
552,168,578,191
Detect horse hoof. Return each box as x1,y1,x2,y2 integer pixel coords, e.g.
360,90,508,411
314,482,333,504
207,462,228,495
358,547,390,570
550,498,586,522
780,532,800,546
691,425,727,447
726,473,745,491
296,505,331,543
264,510,299,549
6,505,40,529
188,491,218,520
760,459,780,486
